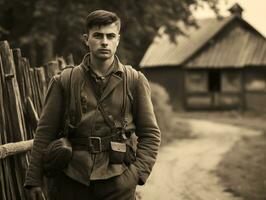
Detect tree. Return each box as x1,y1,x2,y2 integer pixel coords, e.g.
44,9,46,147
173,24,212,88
0,0,221,67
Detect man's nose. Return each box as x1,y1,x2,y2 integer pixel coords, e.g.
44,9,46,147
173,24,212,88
101,36,108,46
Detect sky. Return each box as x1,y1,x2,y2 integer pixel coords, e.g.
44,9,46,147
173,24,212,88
193,0,266,37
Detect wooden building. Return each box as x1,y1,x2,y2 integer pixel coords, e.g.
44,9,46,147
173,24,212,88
140,4,266,112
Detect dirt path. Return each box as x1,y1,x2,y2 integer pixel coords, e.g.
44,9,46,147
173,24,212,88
137,119,262,200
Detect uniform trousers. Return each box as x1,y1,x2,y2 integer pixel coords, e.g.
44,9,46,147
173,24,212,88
48,167,138,200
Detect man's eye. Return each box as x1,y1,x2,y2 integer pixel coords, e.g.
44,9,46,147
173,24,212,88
107,34,116,39
93,34,103,39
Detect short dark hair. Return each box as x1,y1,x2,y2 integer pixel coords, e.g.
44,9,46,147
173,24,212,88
85,10,121,33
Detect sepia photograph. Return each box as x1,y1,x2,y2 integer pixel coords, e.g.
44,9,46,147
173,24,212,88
0,0,265,200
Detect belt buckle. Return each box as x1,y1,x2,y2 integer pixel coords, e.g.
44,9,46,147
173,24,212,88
90,137,102,153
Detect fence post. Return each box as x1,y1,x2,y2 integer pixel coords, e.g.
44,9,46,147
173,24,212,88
0,41,29,200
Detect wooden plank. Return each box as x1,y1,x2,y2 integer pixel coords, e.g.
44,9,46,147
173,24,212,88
33,68,45,114
0,46,9,200
29,68,42,115
21,58,33,100
35,67,47,105
0,161,7,200
26,97,39,130
12,49,26,104
22,58,36,140
1,160,12,200
0,40,65,199
0,41,30,200
0,43,12,144
14,155,26,200
0,41,27,142
0,140,33,159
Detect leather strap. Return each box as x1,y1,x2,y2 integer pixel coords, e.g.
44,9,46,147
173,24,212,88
87,66,128,131
58,66,74,138
69,133,123,153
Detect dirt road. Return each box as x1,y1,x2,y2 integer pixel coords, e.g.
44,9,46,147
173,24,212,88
137,119,262,200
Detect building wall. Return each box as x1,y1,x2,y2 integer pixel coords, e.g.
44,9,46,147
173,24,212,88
245,92,266,112
244,68,266,112
142,67,266,112
142,67,184,110
184,69,243,110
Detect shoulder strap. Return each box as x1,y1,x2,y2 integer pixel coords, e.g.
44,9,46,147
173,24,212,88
124,65,139,105
59,66,75,136
93,65,139,131
123,65,139,121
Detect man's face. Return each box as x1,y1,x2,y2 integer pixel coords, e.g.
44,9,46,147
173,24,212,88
85,23,120,60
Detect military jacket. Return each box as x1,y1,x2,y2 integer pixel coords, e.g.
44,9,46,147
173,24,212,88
24,54,161,187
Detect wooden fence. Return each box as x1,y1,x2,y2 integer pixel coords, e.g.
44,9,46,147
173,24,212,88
0,40,67,200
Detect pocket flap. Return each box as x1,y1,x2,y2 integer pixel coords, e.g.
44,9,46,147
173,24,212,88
110,142,126,152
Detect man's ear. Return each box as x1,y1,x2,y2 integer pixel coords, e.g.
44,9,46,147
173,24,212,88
83,34,89,46
117,34,120,46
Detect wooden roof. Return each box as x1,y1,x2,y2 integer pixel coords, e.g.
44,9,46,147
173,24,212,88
140,15,266,69
185,21,266,68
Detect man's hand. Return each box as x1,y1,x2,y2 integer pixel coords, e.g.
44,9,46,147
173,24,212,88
26,186,45,200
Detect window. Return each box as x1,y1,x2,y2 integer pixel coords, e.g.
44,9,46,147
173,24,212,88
185,71,207,92
222,71,241,92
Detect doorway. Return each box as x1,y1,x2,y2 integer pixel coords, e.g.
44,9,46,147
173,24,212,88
208,70,221,92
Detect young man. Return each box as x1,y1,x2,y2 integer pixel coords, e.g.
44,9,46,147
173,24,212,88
25,10,161,200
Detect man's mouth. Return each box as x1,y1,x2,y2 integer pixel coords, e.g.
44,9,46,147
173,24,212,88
98,49,110,53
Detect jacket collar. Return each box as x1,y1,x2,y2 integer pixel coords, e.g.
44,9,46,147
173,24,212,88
80,53,124,77
80,53,125,102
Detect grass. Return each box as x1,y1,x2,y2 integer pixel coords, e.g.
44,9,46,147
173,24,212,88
177,111,266,199
216,134,266,200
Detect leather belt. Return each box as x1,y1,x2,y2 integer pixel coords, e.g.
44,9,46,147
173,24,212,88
69,133,126,153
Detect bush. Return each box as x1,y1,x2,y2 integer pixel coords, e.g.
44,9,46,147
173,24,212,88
149,82,191,145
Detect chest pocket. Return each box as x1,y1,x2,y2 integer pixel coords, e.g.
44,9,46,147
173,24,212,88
80,88,94,114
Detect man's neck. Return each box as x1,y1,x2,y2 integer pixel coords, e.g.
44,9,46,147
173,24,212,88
90,55,114,76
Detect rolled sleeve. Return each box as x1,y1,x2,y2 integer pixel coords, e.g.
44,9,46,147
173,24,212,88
134,72,161,185
24,75,64,187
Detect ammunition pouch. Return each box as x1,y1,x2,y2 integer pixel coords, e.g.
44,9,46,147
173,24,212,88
43,137,72,177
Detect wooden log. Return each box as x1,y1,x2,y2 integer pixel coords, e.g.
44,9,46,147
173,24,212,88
21,58,32,100
0,41,27,142
29,68,42,115
26,97,39,130
0,45,9,145
33,68,45,113
14,155,26,200
21,58,36,140
12,49,26,104
0,161,8,200
35,67,47,104
0,52,8,200
0,140,33,159
1,160,12,200
0,41,31,200
0,40,66,199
